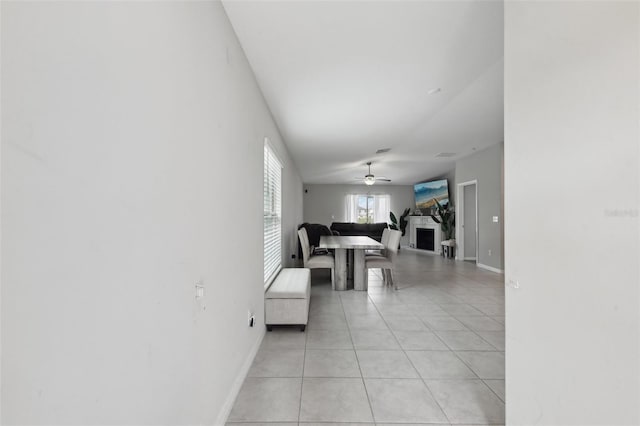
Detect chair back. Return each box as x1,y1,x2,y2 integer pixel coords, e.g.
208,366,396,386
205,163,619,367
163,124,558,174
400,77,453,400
376,227,391,256
381,228,391,246
385,229,402,262
298,228,311,265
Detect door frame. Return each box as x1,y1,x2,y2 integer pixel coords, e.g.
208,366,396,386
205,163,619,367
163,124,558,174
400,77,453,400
456,180,478,263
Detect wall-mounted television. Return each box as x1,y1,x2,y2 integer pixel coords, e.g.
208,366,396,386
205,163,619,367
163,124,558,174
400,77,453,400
414,179,449,211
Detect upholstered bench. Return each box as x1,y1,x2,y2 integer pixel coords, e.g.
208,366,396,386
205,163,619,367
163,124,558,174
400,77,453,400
265,268,311,331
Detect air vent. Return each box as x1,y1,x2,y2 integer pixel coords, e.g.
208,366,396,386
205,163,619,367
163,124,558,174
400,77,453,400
376,148,391,154
435,152,456,158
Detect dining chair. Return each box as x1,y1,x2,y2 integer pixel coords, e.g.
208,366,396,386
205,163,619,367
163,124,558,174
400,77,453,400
365,229,402,290
298,227,335,288
366,227,390,257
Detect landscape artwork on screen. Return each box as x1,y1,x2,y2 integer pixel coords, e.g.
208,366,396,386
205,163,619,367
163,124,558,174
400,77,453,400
414,179,449,210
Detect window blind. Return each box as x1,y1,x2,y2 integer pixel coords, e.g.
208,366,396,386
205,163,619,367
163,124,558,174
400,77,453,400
264,141,282,285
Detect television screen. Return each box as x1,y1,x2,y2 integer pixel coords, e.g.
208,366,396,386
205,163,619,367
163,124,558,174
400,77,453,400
414,179,449,211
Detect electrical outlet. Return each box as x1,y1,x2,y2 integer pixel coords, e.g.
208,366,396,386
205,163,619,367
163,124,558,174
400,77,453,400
195,281,205,299
488,249,492,256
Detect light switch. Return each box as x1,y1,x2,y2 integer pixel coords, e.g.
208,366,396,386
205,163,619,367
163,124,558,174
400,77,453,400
195,283,205,299
507,279,520,289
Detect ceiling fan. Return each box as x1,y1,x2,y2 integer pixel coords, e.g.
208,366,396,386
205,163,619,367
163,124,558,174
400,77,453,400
355,162,391,186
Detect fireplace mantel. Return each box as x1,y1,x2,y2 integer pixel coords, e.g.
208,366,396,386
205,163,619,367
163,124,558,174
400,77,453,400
409,216,442,254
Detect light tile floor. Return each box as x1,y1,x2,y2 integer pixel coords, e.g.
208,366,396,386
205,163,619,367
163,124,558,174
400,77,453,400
228,250,505,426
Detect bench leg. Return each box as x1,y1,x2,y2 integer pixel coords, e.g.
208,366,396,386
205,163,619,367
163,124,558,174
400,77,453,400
300,325,306,332
267,325,273,332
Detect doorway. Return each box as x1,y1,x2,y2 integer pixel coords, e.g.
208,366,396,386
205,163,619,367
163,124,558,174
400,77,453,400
456,180,478,262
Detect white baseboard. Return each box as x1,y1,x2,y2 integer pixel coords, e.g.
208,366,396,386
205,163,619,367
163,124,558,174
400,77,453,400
215,329,265,425
402,246,441,256
463,257,477,261
477,263,504,274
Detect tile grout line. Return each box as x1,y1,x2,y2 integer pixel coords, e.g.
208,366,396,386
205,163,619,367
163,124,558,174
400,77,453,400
372,279,455,424
401,265,503,423
394,262,456,424
482,378,506,403
424,262,481,424
297,305,309,424
440,268,506,415
340,279,376,423
396,286,456,425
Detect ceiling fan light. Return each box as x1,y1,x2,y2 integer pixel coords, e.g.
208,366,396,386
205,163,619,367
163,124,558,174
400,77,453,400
364,174,375,185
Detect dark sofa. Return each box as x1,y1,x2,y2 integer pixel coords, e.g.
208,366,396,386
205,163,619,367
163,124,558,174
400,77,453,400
330,222,388,242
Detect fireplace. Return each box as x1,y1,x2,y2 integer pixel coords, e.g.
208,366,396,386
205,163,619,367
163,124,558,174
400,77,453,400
409,216,442,254
416,228,435,251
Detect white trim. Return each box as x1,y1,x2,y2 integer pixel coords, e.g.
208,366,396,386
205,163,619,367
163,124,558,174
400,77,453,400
402,246,441,256
215,329,266,425
456,180,478,265
263,137,284,170
477,263,504,274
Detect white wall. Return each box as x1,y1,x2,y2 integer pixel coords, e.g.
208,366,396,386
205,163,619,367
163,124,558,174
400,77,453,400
1,1,302,424
303,184,414,245
455,143,504,271
505,2,639,425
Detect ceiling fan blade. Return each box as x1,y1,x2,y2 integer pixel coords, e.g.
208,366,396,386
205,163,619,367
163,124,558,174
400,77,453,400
376,178,392,182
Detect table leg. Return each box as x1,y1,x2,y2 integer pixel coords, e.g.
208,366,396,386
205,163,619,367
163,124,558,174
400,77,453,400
334,248,348,291
354,249,367,291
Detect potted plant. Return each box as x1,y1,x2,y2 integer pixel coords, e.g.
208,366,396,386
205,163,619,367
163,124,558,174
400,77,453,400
389,208,411,236
430,199,455,240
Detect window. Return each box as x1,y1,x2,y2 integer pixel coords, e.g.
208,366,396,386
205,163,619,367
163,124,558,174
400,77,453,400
264,140,282,285
346,194,390,224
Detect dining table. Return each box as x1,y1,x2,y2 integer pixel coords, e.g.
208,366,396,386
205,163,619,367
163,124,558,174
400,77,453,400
319,235,384,291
